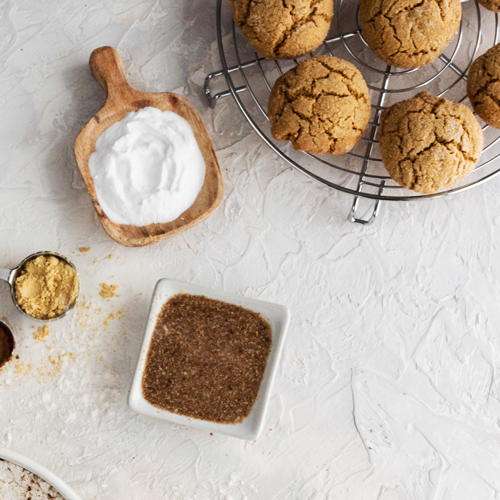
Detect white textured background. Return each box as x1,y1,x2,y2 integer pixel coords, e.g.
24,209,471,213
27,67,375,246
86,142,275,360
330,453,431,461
1,0,500,499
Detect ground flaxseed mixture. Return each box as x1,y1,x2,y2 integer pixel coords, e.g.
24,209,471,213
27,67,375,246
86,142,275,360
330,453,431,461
142,294,273,424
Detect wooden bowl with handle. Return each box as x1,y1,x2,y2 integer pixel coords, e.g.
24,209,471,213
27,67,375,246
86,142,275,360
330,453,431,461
74,46,224,247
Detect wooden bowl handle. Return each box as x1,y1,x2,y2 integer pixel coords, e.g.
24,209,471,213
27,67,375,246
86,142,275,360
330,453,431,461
89,46,132,101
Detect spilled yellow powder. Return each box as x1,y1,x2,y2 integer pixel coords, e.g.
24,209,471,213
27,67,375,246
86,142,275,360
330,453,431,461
106,254,113,259
33,325,50,342
76,295,104,330
79,247,91,253
48,355,61,372
14,362,33,375
103,310,124,327
38,353,75,378
99,283,118,300
14,255,79,320
103,313,114,327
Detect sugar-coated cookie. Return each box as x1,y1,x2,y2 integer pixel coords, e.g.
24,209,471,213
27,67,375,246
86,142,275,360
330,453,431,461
230,0,333,59
468,43,500,128
268,56,371,155
359,0,461,69
377,92,483,194
477,0,500,12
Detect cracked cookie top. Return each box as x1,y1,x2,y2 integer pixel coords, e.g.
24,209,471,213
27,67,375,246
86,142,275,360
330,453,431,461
230,0,333,59
268,56,371,155
359,0,461,69
377,92,483,194
468,43,500,129
477,0,500,12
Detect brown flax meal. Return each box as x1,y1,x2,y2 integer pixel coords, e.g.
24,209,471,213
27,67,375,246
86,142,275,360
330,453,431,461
142,294,273,424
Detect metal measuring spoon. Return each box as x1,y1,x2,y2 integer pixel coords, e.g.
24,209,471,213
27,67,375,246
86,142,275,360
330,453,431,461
0,251,80,322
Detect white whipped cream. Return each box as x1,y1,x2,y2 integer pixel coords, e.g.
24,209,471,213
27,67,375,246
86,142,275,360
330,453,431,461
89,107,206,226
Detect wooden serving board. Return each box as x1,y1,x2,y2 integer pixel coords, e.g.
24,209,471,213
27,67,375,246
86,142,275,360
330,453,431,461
74,46,224,247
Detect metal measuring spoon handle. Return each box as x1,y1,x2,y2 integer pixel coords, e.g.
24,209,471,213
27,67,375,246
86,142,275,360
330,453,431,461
0,265,21,319
0,266,15,285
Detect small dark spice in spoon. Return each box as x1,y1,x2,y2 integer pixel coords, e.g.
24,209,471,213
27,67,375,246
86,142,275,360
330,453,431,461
0,322,15,369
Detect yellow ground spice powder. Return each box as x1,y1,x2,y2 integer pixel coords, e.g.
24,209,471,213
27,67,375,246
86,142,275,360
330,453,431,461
14,255,79,320
99,283,118,299
33,325,50,341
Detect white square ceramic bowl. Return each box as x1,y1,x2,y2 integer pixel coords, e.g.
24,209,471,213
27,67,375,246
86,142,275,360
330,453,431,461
129,279,290,440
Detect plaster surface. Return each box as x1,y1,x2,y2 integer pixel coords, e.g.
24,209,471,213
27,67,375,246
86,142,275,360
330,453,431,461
1,0,500,499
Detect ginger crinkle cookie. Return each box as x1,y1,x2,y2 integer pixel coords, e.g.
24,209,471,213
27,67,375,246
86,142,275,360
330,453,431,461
359,0,461,69
477,0,500,12
230,0,333,59
377,92,483,194
268,56,371,155
468,43,500,128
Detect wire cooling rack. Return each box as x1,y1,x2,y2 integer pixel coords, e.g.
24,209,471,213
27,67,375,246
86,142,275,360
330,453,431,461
204,0,500,224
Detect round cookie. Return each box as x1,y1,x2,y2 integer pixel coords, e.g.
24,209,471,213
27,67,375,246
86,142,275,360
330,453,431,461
230,0,333,59
477,0,500,12
268,56,371,155
468,43,500,128
377,92,483,194
359,0,461,69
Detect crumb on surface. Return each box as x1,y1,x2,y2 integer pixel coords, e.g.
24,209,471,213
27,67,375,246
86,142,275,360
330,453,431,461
99,283,118,300
33,325,50,342
103,310,124,327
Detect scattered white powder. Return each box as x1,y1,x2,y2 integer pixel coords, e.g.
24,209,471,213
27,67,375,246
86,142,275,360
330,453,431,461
0,460,64,499
89,106,206,226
